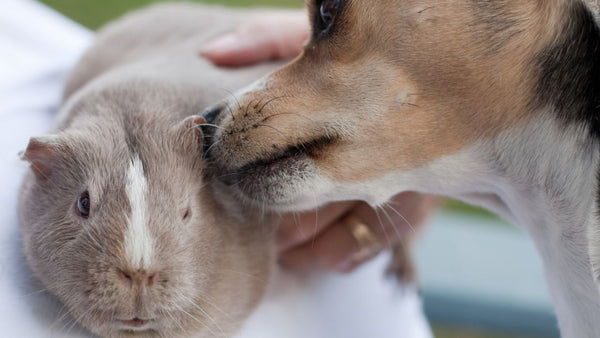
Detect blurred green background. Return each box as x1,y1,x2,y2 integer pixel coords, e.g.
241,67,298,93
38,1,520,337
41,0,301,30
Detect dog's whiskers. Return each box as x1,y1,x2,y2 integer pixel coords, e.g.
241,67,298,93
219,88,242,121
373,208,393,247
256,95,292,116
382,202,417,234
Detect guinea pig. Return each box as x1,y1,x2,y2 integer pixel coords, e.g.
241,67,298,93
18,3,291,337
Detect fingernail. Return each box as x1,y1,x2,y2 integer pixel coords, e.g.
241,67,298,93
200,34,239,55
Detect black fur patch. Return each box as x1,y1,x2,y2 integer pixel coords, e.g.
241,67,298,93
536,1,600,139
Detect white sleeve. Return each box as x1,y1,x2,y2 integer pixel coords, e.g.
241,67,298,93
238,256,433,338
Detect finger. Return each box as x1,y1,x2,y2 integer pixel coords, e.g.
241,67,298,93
200,12,309,67
279,217,361,272
200,33,275,67
351,192,439,246
276,201,357,253
279,193,440,273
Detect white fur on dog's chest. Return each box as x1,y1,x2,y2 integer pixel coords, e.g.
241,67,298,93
320,115,600,337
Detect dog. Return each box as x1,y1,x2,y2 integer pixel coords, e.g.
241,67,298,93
201,1,600,337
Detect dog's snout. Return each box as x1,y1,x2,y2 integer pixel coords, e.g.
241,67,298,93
201,104,224,125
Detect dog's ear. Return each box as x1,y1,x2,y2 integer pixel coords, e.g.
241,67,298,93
21,135,63,181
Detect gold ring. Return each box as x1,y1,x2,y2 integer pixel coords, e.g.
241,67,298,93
341,214,383,264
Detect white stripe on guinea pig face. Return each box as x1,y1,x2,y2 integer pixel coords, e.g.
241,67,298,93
124,155,155,269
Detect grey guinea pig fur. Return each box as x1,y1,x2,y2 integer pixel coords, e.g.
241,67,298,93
18,3,290,337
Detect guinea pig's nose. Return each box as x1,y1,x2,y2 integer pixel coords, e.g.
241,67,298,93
201,104,225,125
118,268,159,287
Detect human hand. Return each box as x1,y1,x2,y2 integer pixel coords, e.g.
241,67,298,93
200,10,309,67
277,192,440,273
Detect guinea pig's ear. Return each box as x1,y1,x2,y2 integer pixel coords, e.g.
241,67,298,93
21,135,62,180
171,115,206,152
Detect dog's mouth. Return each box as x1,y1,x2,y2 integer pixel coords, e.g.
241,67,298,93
221,135,335,185
215,136,337,203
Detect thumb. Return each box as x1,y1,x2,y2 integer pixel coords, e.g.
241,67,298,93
200,32,279,67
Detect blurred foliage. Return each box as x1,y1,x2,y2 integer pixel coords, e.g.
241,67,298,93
40,0,302,30
442,199,498,220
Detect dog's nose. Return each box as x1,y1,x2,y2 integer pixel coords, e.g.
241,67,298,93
201,104,224,125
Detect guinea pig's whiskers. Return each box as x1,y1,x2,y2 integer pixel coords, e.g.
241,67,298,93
161,308,185,332
173,297,220,337
177,291,226,337
16,286,53,299
83,227,104,252
65,306,92,336
59,302,94,336
49,302,71,333
193,292,233,320
18,279,84,301
57,316,77,337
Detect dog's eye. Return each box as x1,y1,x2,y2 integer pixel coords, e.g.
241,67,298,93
77,191,90,218
319,0,340,30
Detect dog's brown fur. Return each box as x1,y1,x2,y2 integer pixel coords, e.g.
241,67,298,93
202,5,600,335
206,0,572,186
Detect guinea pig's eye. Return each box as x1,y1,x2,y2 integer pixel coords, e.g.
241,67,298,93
182,207,191,222
318,0,341,31
77,191,90,218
